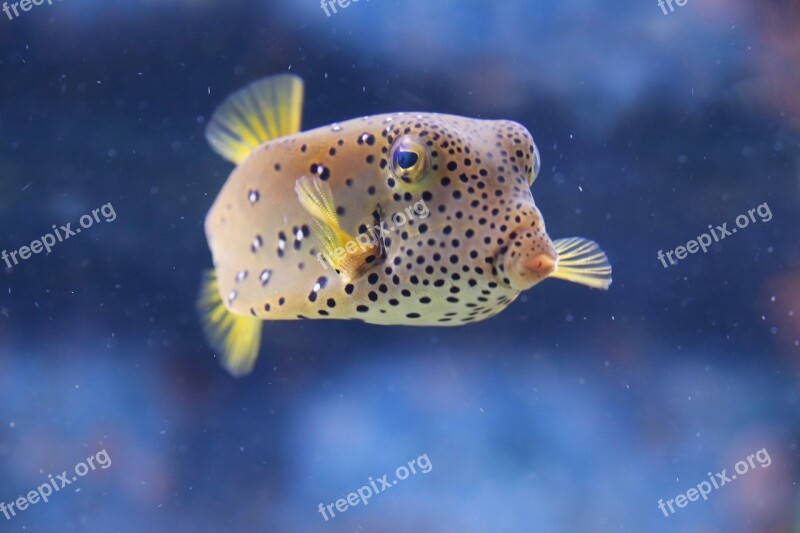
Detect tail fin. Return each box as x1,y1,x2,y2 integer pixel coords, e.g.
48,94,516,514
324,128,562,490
551,237,613,290
197,270,263,377
205,74,304,164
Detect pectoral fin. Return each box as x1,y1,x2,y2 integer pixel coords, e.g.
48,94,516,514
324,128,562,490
294,175,380,282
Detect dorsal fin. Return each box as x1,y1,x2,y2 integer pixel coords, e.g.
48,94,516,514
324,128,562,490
205,74,304,164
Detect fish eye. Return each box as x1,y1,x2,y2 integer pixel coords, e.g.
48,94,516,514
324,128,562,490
389,136,431,187
395,151,419,169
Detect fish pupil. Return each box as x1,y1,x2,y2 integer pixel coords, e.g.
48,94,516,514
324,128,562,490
395,150,418,169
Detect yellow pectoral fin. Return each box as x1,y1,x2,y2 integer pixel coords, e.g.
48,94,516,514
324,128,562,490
205,74,304,164
551,237,613,290
295,175,341,231
197,270,263,377
295,175,381,281
336,240,382,282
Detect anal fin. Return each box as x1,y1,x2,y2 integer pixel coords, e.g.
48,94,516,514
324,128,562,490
197,270,263,377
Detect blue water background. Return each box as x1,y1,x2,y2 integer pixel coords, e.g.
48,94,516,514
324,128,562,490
0,0,799,531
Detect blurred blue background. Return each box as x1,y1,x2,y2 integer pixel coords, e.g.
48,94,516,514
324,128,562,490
1,0,799,531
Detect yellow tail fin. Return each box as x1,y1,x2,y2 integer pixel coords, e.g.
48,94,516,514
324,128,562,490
551,237,613,290
197,270,263,377
205,74,304,164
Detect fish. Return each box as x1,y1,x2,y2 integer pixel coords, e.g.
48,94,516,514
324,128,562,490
199,74,612,376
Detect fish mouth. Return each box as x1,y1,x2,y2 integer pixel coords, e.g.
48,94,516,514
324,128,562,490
498,226,558,291
522,253,557,276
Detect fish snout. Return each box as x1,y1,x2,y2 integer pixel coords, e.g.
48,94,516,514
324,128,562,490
500,230,558,291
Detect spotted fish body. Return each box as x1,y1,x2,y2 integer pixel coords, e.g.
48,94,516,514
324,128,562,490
200,75,611,375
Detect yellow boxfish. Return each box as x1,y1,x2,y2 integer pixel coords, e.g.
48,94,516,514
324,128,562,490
199,74,612,376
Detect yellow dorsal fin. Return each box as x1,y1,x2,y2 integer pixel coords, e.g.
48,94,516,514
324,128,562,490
205,74,304,164
197,270,263,377
550,237,613,290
